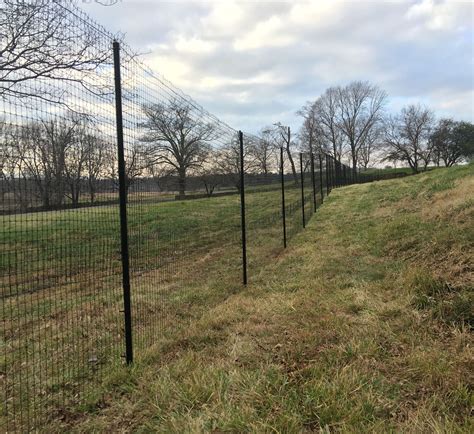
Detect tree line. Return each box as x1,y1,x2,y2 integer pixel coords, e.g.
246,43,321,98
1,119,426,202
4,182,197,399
297,80,474,173
0,101,285,211
3,86,472,212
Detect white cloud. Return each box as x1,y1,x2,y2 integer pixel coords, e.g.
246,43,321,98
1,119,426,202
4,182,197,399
199,1,246,38
145,55,191,88
234,15,294,50
82,0,474,131
405,0,471,31
175,36,216,54
289,0,344,28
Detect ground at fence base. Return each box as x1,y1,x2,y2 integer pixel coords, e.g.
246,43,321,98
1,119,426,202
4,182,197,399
38,165,473,433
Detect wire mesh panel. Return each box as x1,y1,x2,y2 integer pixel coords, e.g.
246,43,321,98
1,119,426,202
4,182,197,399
301,152,315,225
118,50,243,353
0,1,243,430
0,1,124,430
281,151,302,241
242,134,283,278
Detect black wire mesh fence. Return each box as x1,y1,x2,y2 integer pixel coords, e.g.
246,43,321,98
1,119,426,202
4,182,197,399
0,1,406,431
243,134,283,278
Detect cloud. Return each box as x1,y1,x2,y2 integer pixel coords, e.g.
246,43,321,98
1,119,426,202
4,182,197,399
234,15,294,50
82,0,474,131
405,0,471,31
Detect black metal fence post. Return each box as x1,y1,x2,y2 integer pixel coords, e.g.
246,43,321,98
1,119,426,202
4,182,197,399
332,157,335,189
113,41,133,365
319,153,324,203
280,147,287,248
336,160,340,187
343,164,347,185
333,158,336,188
239,131,247,285
310,152,317,212
299,152,305,228
325,154,330,196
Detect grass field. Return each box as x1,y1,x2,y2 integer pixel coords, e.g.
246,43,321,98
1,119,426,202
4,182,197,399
1,180,315,431
27,162,471,432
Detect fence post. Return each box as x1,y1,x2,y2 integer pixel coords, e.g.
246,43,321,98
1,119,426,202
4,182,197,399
319,154,324,203
239,131,247,285
336,160,341,187
280,147,287,248
325,154,330,196
310,152,317,212
299,153,305,228
113,41,133,365
333,158,336,188
332,157,335,189
343,164,347,185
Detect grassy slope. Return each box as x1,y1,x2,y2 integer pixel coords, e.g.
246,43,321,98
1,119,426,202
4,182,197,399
55,165,473,432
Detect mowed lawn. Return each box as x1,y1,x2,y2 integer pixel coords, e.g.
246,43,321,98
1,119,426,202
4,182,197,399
0,185,306,294
38,163,472,432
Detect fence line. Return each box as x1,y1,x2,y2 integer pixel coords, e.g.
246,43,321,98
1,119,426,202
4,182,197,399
0,2,406,431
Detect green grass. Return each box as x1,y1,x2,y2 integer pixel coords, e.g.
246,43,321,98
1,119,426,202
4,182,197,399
361,165,439,176
61,164,473,432
2,165,473,431
1,183,311,431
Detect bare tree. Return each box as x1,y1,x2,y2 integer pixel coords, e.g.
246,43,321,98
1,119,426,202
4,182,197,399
0,119,7,182
0,122,32,210
336,81,387,174
140,99,216,199
254,129,278,177
83,133,109,203
383,104,435,173
297,101,325,156
63,123,90,206
108,143,148,198
313,88,344,160
10,118,81,208
273,123,298,184
0,119,12,203
0,0,113,105
215,136,257,191
197,162,221,197
143,158,171,194
357,124,383,170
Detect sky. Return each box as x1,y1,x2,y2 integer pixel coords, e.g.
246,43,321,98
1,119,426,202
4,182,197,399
82,0,474,134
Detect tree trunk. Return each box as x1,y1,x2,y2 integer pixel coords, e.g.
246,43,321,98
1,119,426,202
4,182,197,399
352,153,357,178
286,147,298,185
89,178,95,203
71,184,80,206
42,190,50,209
178,167,186,199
